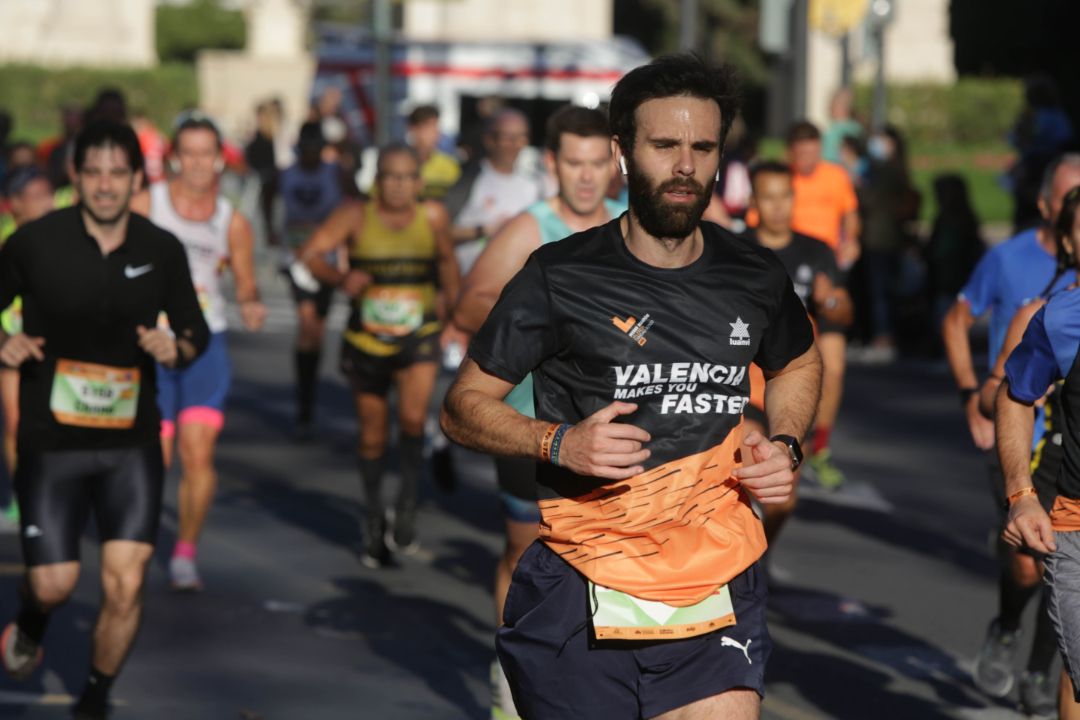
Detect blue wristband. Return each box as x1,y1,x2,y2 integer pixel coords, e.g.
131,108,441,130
549,423,571,466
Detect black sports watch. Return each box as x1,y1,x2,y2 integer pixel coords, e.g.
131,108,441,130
770,434,803,471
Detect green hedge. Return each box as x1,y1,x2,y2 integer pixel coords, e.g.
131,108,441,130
855,79,1024,146
156,0,245,64
0,64,198,144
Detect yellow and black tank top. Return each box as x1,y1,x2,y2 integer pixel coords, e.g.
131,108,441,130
344,203,440,356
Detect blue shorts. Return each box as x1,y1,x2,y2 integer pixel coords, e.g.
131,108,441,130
157,332,231,435
497,542,770,719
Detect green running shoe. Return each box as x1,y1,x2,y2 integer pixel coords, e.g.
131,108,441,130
809,448,845,490
2,502,18,524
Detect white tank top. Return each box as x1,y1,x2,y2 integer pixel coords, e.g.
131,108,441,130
149,182,232,333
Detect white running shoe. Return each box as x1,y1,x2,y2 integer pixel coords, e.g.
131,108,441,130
1,622,42,680
169,556,203,592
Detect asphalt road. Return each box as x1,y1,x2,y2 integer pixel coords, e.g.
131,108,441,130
0,276,1049,719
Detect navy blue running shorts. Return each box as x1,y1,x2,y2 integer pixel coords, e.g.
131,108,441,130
497,541,770,719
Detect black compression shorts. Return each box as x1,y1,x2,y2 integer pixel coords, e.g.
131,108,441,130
15,444,164,566
339,333,440,397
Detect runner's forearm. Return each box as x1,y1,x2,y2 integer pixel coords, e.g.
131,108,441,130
996,382,1036,496
305,253,346,287
442,382,552,460
942,301,978,390
763,346,822,442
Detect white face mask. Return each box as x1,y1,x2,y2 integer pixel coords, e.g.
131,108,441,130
867,136,890,161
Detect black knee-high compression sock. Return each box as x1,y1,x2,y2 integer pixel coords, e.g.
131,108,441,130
73,666,114,718
295,350,320,424
359,454,387,545
15,578,49,644
999,569,1039,633
394,434,424,546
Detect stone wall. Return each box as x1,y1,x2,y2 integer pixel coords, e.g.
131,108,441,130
0,0,156,67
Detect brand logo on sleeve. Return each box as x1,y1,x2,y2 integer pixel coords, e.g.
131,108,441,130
729,317,751,346
612,312,653,347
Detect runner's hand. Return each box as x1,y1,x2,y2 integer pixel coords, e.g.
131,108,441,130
1003,494,1056,554
240,300,267,332
0,334,44,367
557,402,651,480
811,273,831,307
439,322,469,352
837,239,861,269
965,393,995,450
340,269,373,299
137,326,178,367
733,431,796,505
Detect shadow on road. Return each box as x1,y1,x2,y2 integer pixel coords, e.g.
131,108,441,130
768,583,1007,718
306,576,492,719
794,494,997,581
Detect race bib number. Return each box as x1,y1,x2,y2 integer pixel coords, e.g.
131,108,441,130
50,359,140,429
362,287,423,337
588,581,736,640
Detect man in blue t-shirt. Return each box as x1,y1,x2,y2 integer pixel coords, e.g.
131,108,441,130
942,153,1080,707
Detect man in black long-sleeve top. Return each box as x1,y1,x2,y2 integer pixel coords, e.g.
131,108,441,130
0,121,209,720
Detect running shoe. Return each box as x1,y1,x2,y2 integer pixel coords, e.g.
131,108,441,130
169,556,203,592
1018,670,1056,718
71,699,107,720
385,514,420,557
0,622,42,680
362,516,390,569
973,619,1019,698
808,448,845,490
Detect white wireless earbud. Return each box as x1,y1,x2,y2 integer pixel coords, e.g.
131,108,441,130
619,157,628,175
716,168,721,182
214,157,225,174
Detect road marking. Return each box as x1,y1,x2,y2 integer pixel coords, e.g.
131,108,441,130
0,690,129,707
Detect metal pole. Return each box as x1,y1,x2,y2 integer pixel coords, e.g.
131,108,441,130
680,0,698,52
791,0,808,120
871,23,886,129
373,0,393,146
839,32,851,88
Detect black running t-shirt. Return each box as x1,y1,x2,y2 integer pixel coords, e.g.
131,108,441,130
468,219,813,604
745,230,839,313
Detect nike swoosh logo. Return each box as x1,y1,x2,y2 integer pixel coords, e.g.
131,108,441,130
124,263,153,279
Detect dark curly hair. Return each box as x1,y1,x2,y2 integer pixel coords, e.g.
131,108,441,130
609,53,740,156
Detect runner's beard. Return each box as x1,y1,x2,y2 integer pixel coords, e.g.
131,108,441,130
81,197,130,226
627,162,714,242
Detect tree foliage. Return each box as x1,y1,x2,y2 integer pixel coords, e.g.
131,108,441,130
156,0,246,64
616,0,766,85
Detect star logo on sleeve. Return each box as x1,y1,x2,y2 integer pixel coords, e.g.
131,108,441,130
729,316,751,346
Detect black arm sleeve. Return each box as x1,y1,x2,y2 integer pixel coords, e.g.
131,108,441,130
754,271,815,372
162,236,210,368
0,231,25,315
468,255,557,384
